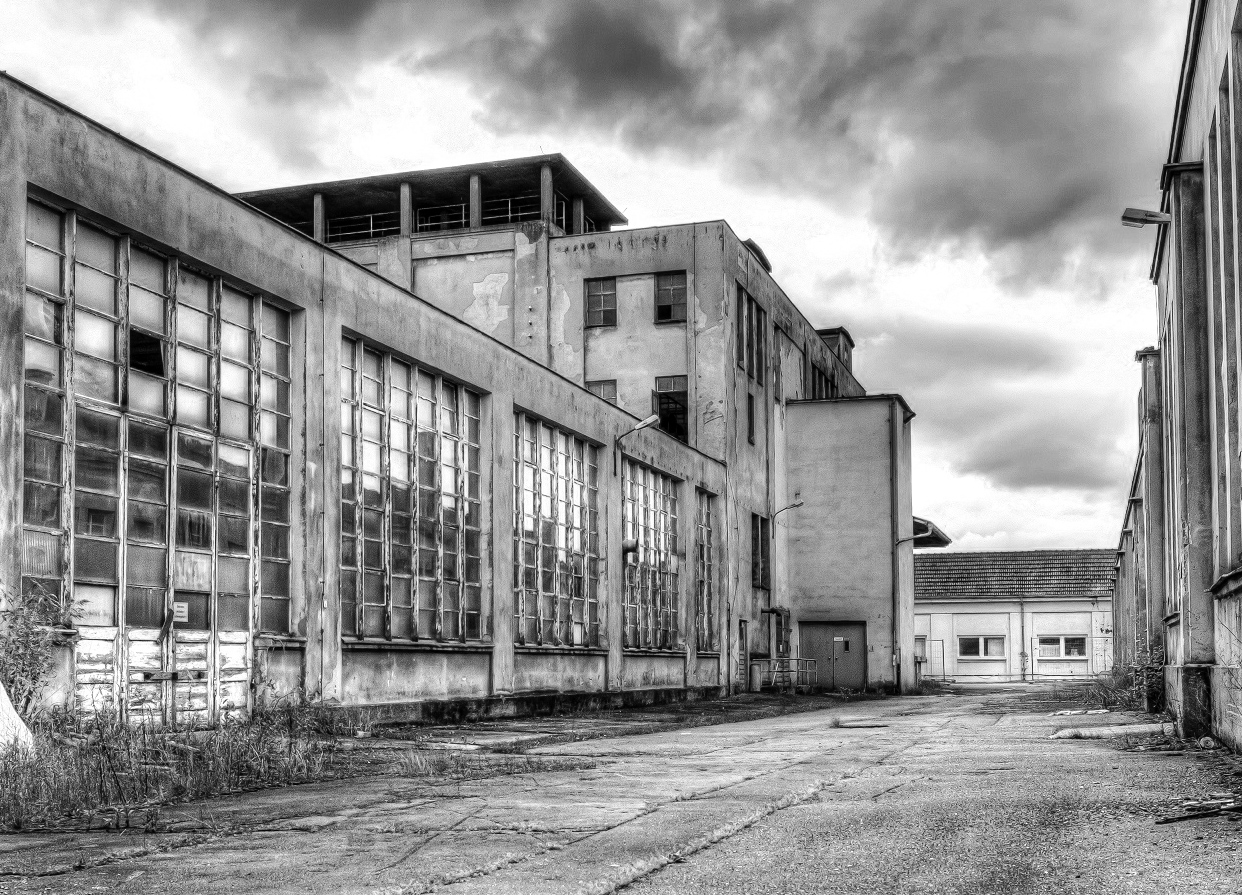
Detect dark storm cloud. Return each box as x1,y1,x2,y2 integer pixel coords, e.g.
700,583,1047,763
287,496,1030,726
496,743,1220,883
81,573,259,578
91,0,1180,286
852,316,1131,493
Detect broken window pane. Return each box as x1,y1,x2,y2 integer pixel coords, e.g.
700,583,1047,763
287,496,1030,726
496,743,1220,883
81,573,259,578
129,329,165,376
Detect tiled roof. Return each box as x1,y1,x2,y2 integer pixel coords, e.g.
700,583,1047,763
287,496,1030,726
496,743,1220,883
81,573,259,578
914,549,1116,602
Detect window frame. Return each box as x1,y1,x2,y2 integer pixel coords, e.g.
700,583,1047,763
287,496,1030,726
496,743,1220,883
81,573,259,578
340,336,484,643
654,271,687,324
622,457,680,650
1038,635,1089,659
957,635,1005,658
585,277,618,328
586,379,618,404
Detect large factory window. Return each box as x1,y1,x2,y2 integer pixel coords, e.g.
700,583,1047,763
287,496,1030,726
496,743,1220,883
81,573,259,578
20,199,293,640
513,413,601,647
622,458,680,649
695,490,717,652
340,338,483,641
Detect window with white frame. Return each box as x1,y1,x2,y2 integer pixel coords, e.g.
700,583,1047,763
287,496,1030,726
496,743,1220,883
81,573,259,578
958,636,1005,658
622,458,679,649
1038,636,1088,658
340,338,483,641
586,379,618,404
513,413,600,647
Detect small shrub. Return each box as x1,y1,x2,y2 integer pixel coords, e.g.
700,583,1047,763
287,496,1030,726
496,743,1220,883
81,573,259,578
0,582,73,719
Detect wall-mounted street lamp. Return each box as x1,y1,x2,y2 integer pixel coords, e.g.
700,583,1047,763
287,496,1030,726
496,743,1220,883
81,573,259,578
1121,207,1171,228
772,495,804,521
614,413,661,474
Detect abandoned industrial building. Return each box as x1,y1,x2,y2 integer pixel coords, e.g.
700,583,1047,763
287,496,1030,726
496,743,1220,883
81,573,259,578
0,73,944,724
1112,0,1242,750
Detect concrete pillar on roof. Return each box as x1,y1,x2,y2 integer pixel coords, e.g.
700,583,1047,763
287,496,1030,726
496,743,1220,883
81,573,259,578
469,174,482,229
399,182,412,237
540,163,554,227
572,197,585,235
313,192,326,243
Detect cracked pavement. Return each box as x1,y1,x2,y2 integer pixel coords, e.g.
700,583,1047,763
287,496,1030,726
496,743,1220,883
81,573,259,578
2,686,1240,894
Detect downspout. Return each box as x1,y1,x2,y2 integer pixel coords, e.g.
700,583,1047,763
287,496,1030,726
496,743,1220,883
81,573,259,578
318,250,328,695
1019,595,1027,682
888,400,900,692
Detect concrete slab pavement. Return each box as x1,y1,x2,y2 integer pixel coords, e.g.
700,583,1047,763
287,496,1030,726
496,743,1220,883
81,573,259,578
2,687,1237,894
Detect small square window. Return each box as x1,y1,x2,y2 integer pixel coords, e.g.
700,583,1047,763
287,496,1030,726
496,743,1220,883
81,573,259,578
587,379,618,404
586,278,617,327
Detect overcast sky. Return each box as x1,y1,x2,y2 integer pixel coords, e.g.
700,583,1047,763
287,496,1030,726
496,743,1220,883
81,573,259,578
3,0,1188,551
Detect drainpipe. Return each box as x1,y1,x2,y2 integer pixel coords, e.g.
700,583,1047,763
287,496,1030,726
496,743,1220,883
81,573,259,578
1019,596,1027,682
888,401,901,692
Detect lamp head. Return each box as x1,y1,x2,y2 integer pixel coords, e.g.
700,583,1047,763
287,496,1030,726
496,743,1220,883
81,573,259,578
634,414,661,431
1121,207,1171,228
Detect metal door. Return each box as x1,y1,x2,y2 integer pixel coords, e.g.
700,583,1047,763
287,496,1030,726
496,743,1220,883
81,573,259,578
800,622,867,690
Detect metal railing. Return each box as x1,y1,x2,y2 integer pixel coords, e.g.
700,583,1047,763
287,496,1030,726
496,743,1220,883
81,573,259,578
750,657,817,692
326,211,401,243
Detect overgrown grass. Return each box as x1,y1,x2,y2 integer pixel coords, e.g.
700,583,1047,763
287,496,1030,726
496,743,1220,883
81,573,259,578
0,705,342,832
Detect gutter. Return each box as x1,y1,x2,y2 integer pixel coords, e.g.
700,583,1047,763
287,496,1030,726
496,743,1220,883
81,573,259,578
888,399,902,691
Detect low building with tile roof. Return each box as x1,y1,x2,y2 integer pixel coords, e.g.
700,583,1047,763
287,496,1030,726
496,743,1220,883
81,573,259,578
913,549,1115,683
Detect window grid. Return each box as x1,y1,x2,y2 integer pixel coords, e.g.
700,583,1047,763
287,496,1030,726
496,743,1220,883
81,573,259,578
23,204,68,607
513,413,600,647
655,271,687,323
1038,636,1088,658
259,303,292,633
21,201,293,641
622,458,679,649
340,338,482,642
585,278,617,327
695,490,716,652
586,379,618,404
958,636,1005,658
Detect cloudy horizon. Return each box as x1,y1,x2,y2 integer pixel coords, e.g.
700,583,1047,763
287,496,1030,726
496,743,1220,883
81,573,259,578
2,0,1188,551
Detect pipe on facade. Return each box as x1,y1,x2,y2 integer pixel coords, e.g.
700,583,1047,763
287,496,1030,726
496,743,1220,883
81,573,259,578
888,400,901,691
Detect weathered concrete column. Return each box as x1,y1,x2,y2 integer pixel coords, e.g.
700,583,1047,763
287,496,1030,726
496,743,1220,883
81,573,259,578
469,174,482,229
399,182,412,237
313,192,326,243
572,197,585,235
1168,162,1216,735
539,164,554,227
1136,347,1166,669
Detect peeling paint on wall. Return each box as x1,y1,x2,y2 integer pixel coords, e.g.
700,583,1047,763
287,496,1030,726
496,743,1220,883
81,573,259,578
463,272,511,335
549,283,579,375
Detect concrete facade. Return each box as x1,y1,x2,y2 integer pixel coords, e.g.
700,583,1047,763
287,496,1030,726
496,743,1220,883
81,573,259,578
0,72,927,726
243,158,920,693
1113,0,1242,746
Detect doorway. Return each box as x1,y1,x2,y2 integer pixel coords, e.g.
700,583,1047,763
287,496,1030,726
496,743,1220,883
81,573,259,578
799,621,867,690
